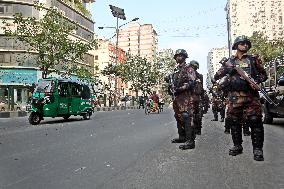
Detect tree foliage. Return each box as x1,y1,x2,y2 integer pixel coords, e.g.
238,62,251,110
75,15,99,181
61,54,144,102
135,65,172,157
2,2,97,79
249,32,284,81
102,49,176,96
249,32,284,64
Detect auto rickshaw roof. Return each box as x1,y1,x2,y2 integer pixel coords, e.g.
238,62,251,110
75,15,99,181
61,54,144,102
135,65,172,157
40,77,89,86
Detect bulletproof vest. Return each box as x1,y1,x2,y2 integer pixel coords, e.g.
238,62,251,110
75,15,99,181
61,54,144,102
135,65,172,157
229,55,257,91
194,72,203,95
172,65,192,88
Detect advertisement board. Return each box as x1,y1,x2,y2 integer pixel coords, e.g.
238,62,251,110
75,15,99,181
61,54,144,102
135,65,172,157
0,68,38,86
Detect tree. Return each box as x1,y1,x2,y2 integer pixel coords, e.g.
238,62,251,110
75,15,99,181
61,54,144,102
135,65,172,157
104,54,160,96
2,2,97,79
249,32,284,81
249,32,284,64
153,49,176,97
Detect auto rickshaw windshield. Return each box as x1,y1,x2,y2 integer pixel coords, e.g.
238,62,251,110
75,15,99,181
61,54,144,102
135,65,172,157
35,80,55,93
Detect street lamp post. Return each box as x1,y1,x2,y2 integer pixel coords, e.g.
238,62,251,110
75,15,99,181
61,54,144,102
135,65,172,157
98,11,139,106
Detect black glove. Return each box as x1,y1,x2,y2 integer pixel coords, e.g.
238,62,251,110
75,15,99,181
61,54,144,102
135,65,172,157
188,80,196,90
226,67,236,75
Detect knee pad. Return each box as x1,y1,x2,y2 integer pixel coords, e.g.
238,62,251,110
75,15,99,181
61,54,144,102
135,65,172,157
247,115,262,123
225,117,240,128
181,112,189,120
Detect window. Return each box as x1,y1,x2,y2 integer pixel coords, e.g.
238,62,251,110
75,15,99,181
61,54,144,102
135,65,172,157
58,83,69,97
0,53,11,63
0,6,4,14
95,55,98,60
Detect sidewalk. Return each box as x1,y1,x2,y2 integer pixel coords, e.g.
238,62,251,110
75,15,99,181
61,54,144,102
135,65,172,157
0,106,140,118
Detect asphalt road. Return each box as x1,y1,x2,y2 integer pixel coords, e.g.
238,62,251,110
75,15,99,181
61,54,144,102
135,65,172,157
0,108,283,189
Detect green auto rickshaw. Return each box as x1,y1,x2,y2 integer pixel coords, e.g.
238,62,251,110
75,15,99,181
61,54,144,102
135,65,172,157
28,77,93,125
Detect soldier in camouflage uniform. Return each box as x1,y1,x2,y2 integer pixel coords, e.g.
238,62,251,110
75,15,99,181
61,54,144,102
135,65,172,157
212,36,267,161
165,49,197,150
202,91,210,114
188,60,204,135
209,84,226,122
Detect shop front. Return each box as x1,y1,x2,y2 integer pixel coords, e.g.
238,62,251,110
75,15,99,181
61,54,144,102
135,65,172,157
0,67,39,111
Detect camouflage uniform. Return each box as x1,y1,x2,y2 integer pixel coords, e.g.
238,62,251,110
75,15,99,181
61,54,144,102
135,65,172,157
209,85,226,122
213,36,267,161
202,91,210,114
166,49,197,150
187,60,204,135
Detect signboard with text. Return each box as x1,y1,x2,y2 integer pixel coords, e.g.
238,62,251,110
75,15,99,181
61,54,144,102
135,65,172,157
0,68,38,86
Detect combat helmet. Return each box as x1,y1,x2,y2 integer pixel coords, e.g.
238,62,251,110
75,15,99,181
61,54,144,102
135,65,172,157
189,60,199,70
174,49,188,60
232,35,251,50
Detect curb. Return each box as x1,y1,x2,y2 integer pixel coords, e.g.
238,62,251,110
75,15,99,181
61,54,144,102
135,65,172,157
0,111,28,118
94,106,139,112
0,106,140,118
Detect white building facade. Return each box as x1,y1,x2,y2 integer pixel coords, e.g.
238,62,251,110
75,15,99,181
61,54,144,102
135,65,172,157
118,22,158,62
207,47,229,88
226,0,284,55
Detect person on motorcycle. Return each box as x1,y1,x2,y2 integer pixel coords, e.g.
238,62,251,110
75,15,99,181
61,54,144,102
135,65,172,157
150,91,159,111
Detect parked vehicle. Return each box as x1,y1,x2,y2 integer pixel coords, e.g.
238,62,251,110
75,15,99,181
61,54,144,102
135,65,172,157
262,63,284,124
262,76,284,124
28,78,93,125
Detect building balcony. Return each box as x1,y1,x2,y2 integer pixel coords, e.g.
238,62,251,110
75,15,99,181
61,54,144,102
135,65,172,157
60,0,92,19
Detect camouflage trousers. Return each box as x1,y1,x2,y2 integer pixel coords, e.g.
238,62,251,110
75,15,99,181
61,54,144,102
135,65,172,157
226,91,262,119
212,102,225,120
173,91,194,126
192,95,202,131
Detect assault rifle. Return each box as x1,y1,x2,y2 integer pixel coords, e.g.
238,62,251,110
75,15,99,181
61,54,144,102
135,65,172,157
168,74,176,100
223,59,278,106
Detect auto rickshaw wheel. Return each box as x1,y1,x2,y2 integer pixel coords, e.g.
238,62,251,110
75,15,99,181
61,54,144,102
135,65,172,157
29,112,41,125
145,106,150,115
63,115,71,120
83,111,91,120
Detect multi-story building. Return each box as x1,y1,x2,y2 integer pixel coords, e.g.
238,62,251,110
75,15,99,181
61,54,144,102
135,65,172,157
0,0,95,110
226,0,284,55
92,37,130,100
207,47,229,88
118,22,158,62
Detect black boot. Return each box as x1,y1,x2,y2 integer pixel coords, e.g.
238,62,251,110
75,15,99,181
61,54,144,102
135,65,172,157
172,121,186,143
251,123,264,161
253,148,264,161
180,126,196,150
243,122,251,136
228,118,243,156
224,118,231,134
224,128,230,134
220,117,224,122
194,114,202,135
195,128,201,135
229,145,243,156
171,136,186,143
179,113,195,150
179,139,195,150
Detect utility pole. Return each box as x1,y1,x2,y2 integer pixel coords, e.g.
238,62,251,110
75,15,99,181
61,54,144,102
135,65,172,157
225,2,232,57
109,5,126,107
